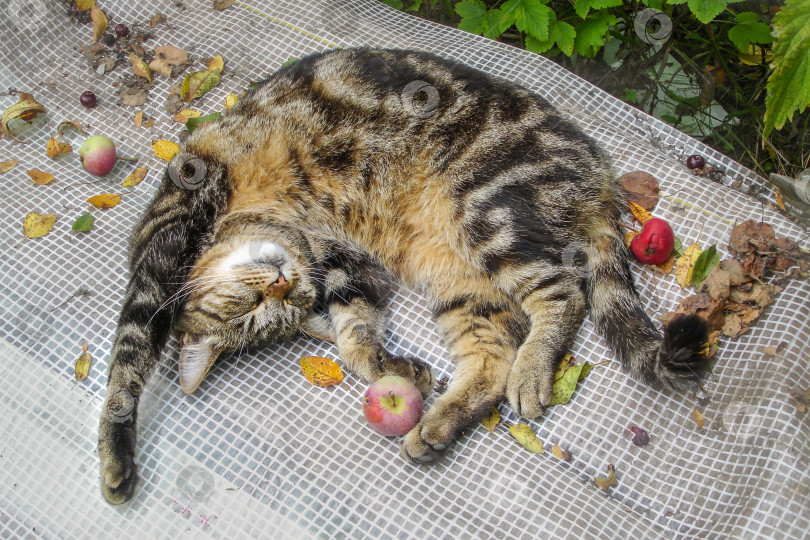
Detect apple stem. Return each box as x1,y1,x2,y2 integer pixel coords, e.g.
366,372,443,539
116,156,138,162
388,390,396,406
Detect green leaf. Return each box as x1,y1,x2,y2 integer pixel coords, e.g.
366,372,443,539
380,0,403,8
641,0,664,8
186,112,222,133
526,17,576,56
687,0,728,24
406,0,424,12
72,212,94,232
621,88,637,103
673,235,684,257
550,361,591,405
573,14,617,57
181,70,221,102
455,0,488,34
573,0,623,20
667,0,688,4
281,57,299,68
764,0,810,137
728,12,775,52
508,0,553,41
509,424,545,454
483,7,514,39
481,407,500,439
691,245,720,289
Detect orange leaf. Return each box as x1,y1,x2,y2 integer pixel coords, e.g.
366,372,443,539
27,170,55,185
693,408,705,429
300,356,343,387
87,193,121,209
46,136,72,158
775,188,786,211
628,201,653,225
90,5,107,44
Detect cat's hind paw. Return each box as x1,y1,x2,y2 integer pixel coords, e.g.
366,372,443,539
399,416,452,464
505,366,553,419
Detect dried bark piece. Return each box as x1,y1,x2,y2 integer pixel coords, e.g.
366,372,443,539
618,171,659,210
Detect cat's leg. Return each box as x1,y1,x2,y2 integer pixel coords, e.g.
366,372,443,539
505,274,586,418
323,258,434,395
401,288,527,462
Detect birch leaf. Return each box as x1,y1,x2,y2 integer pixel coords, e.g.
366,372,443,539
481,407,500,440
628,201,653,224
72,212,94,232
594,464,617,489
46,136,72,158
23,212,56,239
173,109,203,123
74,343,92,381
90,5,107,44
224,93,239,111
0,159,18,173
2,92,46,140
674,242,703,288
152,139,179,161
207,55,224,74
181,70,221,102
129,53,152,83
509,424,544,454
300,356,343,387
87,193,121,209
27,170,55,185
122,167,147,187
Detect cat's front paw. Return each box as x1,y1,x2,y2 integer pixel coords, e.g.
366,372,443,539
400,416,453,464
98,396,139,505
376,353,435,397
506,366,553,419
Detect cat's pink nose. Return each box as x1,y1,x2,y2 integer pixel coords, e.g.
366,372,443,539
266,274,291,299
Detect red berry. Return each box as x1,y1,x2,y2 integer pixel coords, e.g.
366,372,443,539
686,155,705,170
80,91,97,108
114,24,129,37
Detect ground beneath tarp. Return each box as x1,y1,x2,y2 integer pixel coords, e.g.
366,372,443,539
0,1,808,539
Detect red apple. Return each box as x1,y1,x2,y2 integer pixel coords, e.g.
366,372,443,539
362,376,423,436
630,217,675,265
79,135,116,177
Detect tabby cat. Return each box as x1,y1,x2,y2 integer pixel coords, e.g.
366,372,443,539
98,47,709,504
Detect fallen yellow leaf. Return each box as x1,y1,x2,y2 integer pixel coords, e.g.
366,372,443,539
552,444,571,460
207,54,224,74
143,118,155,128
624,230,638,248
0,159,18,173
129,53,152,83
775,188,786,211
87,193,121,209
674,242,702,288
300,356,343,387
509,424,544,454
173,109,203,123
628,201,653,225
693,409,705,429
481,407,500,440
76,0,95,11
90,5,107,44
152,139,179,161
46,136,72,158
122,167,147,187
2,92,46,141
654,254,676,274
224,93,239,111
27,169,55,185
23,212,56,239
74,343,92,382
134,110,143,128
594,464,617,489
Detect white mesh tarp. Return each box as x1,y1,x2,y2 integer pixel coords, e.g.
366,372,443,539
1,1,808,538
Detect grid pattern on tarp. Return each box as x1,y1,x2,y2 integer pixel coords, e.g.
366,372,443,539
0,1,808,539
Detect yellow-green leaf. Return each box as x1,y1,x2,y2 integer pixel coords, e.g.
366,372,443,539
181,70,221,102
594,464,617,489
207,54,224,74
509,424,545,454
76,0,95,11
122,167,147,187
129,53,152,83
300,356,343,387
152,140,179,161
87,193,121,209
674,242,703,288
481,407,500,440
23,212,56,239
550,360,591,406
173,109,203,123
74,343,91,381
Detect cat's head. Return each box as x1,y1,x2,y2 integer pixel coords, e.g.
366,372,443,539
173,232,318,393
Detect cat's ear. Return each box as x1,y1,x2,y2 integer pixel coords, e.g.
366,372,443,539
178,333,223,394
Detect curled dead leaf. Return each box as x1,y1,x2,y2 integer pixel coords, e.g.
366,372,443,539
56,120,85,141
2,92,46,141
89,5,107,44
594,464,617,489
628,201,653,225
300,356,343,387
87,193,121,209
23,212,57,239
27,169,55,185
775,188,786,211
46,136,72,158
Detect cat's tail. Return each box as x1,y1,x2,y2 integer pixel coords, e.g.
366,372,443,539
583,232,710,391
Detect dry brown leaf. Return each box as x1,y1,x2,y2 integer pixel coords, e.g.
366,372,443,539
134,110,143,128
149,13,167,26
0,159,18,174
27,169,55,185
148,58,173,77
213,0,236,10
122,167,147,187
719,259,746,285
143,118,155,128
552,444,571,460
299,356,343,387
628,201,653,225
775,188,786,211
152,140,179,161
154,45,189,66
87,193,121,209
90,5,107,44
173,109,203,123
129,53,152,83
23,212,56,239
721,312,743,337
729,220,776,254
594,464,617,489
46,136,72,158
120,87,148,107
693,409,705,429
618,171,659,210
702,266,730,301
761,346,779,356
675,243,703,288
56,120,85,141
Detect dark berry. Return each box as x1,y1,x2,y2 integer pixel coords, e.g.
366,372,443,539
80,91,97,108
623,426,650,448
101,33,115,46
114,24,129,37
686,154,705,170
